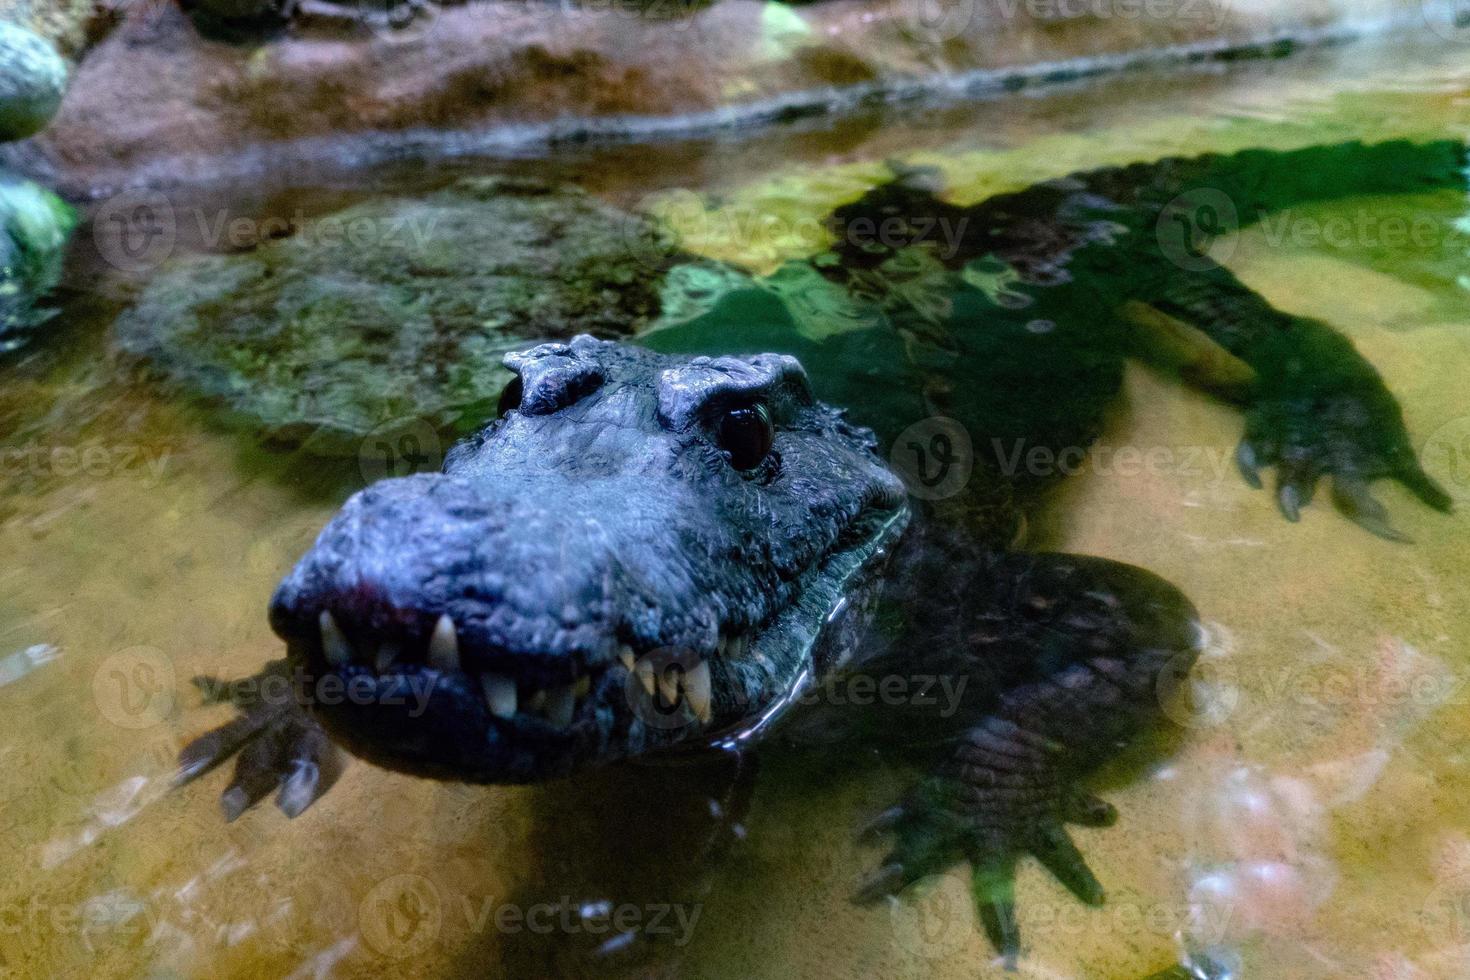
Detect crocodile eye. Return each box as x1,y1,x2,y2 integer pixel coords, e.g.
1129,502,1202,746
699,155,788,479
497,376,523,417
717,403,773,471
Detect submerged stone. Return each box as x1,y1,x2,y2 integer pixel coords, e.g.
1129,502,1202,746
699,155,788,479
0,22,68,142
113,178,675,455
0,169,75,353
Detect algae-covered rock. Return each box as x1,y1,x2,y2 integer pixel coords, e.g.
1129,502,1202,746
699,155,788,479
112,178,676,454
0,168,75,353
0,0,97,59
0,22,67,142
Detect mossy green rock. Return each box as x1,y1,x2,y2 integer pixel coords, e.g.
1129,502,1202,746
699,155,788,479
0,22,67,142
114,178,677,455
0,169,75,353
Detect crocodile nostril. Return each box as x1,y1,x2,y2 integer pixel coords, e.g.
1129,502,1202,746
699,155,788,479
496,376,523,416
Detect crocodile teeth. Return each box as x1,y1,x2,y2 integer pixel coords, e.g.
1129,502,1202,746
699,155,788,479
545,685,576,727
319,611,351,666
656,669,680,708
684,660,712,723
427,614,460,672
634,660,656,698
375,643,399,674
618,646,637,673
482,673,517,719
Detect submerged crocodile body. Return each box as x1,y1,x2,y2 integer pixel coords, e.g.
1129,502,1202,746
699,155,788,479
178,139,1460,962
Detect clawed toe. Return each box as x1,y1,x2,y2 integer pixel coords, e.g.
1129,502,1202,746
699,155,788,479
1235,439,1263,490
1331,475,1411,542
1028,823,1104,905
1273,457,1319,524
1062,789,1117,827
1237,404,1449,539
971,863,1020,965
1396,461,1454,513
853,861,909,905
175,711,271,786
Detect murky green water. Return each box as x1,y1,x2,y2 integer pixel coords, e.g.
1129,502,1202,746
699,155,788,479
4,37,1470,979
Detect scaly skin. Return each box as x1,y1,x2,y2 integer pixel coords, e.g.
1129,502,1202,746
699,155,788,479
808,139,1462,536
179,140,1458,962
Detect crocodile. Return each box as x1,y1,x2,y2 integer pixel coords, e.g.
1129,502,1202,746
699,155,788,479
176,138,1460,962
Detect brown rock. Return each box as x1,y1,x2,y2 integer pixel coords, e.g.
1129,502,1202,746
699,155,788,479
0,0,1432,192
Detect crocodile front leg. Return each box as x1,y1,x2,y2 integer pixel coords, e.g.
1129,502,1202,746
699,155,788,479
854,545,1202,963
1123,259,1451,539
175,659,343,820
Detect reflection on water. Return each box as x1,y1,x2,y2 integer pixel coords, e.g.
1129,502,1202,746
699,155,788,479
3,38,1470,980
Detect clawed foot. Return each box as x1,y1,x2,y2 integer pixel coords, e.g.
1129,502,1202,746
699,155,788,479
175,659,342,821
1237,379,1451,541
854,718,1117,965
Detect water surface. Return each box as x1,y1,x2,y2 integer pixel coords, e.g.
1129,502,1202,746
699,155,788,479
3,37,1470,979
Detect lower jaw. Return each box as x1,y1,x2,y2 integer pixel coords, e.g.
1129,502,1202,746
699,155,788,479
298,662,598,784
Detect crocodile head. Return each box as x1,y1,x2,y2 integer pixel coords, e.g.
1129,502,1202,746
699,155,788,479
268,336,909,782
